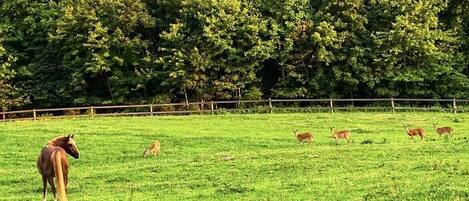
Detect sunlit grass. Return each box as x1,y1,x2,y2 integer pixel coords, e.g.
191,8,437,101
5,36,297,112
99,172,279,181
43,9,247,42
0,112,468,200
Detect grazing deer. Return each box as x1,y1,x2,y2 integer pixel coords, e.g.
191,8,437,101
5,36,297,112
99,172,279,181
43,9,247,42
143,141,160,157
330,127,351,144
404,125,425,140
433,123,453,138
293,130,313,144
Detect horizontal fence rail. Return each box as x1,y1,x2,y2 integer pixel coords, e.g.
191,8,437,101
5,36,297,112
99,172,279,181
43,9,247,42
2,98,469,122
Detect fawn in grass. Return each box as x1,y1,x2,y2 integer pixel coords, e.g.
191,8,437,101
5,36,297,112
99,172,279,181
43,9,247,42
433,123,453,138
293,130,313,144
143,140,160,157
330,127,351,144
404,125,425,140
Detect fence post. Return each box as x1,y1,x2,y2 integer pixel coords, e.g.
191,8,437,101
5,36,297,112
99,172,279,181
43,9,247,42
149,104,153,116
33,109,37,120
453,98,457,114
90,106,94,118
329,98,334,114
2,111,5,122
210,101,214,115
391,97,395,114
268,98,273,114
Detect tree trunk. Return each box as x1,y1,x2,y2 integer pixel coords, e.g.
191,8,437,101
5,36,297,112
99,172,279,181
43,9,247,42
183,87,189,109
105,75,114,101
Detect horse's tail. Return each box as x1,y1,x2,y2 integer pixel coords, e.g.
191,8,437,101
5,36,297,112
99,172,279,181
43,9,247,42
54,151,68,201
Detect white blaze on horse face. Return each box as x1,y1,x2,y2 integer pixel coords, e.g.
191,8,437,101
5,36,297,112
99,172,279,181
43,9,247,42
68,138,80,154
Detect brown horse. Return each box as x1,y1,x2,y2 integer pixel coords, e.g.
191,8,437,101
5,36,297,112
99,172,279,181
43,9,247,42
37,135,80,201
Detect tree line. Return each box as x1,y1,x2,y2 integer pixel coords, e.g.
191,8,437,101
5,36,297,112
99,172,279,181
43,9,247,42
1,0,469,110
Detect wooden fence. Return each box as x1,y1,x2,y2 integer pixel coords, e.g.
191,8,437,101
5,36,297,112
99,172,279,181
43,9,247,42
2,98,469,122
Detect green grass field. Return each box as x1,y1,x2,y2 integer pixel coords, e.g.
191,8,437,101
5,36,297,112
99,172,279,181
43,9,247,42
0,112,468,201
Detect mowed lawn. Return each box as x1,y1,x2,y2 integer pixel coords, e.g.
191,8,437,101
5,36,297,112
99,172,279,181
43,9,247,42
0,112,468,201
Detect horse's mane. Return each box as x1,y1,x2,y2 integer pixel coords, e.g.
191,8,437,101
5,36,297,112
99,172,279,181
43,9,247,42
47,136,67,147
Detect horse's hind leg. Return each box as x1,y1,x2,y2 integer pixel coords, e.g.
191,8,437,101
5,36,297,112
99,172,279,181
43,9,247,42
64,174,68,190
47,177,57,201
41,176,47,201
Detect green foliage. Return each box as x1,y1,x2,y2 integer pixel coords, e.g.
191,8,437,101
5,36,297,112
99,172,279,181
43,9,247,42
158,0,274,101
49,0,156,104
0,24,27,110
1,0,469,108
368,0,468,98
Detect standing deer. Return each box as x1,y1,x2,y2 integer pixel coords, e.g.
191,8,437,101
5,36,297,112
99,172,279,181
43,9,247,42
293,130,313,144
330,127,351,144
433,123,453,138
404,125,425,140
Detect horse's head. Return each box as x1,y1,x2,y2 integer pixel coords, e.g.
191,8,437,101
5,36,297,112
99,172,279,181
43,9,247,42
63,134,80,159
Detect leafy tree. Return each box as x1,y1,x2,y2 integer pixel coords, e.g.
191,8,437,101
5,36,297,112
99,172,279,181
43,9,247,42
0,25,27,110
1,0,469,109
253,0,314,98
261,0,369,98
158,0,275,102
369,0,466,98
48,0,155,104
0,0,52,108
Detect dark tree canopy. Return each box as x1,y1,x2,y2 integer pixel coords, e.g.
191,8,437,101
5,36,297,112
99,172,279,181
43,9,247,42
1,0,468,110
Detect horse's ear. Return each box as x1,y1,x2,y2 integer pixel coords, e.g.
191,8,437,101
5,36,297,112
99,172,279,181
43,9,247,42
71,134,75,138
66,134,70,139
